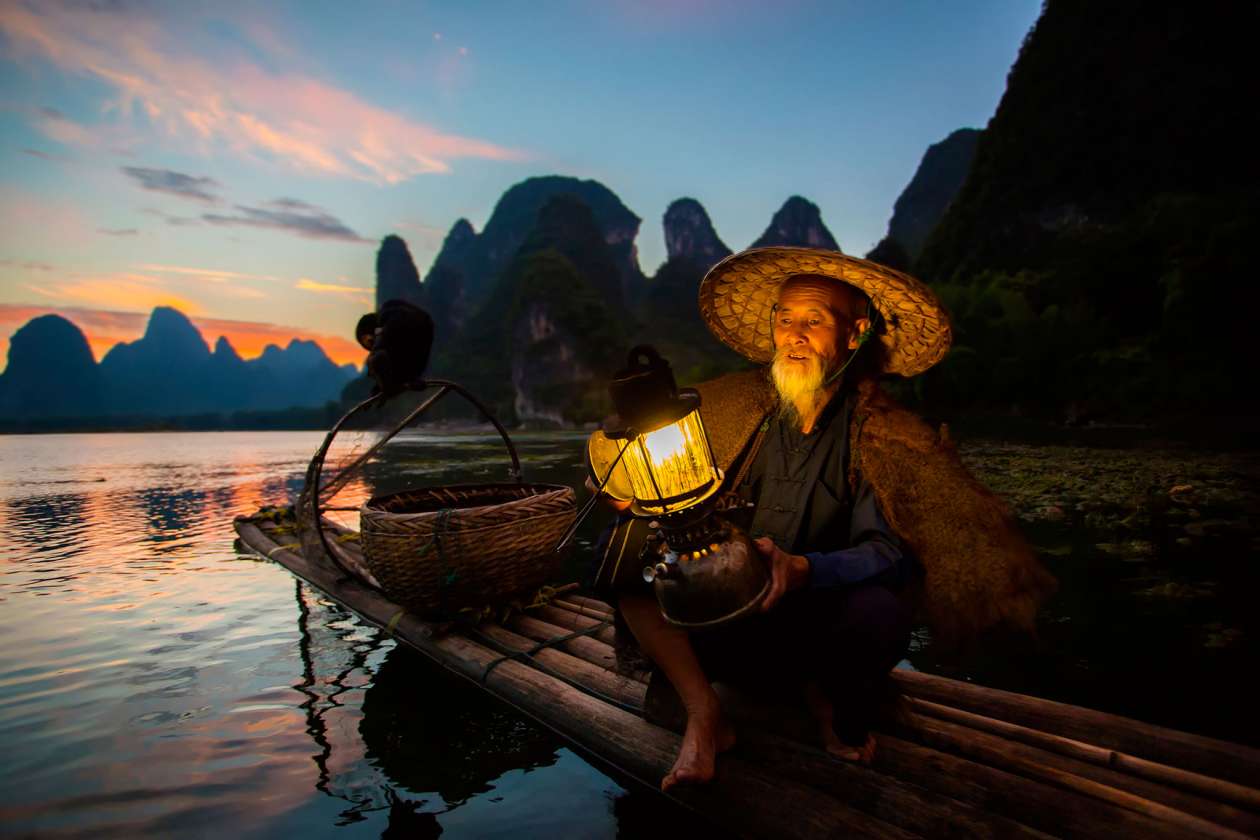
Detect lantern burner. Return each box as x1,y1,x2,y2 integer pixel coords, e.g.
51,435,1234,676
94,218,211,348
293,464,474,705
641,514,769,628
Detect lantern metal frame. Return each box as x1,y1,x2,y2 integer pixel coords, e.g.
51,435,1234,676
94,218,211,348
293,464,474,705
608,398,723,516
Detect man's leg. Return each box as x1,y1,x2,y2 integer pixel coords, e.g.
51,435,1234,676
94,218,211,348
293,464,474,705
802,585,912,757
618,594,735,791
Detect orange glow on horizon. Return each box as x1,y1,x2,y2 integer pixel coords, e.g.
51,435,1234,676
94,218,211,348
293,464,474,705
0,305,366,371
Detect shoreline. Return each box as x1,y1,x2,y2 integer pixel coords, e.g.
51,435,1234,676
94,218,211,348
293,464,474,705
4,413,1256,450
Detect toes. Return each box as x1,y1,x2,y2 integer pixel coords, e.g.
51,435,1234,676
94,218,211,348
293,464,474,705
859,735,877,765
825,742,861,761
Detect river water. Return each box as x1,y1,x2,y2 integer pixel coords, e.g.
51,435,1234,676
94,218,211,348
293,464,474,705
1,430,1256,837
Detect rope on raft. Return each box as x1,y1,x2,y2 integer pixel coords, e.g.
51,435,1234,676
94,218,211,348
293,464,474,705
466,617,644,715
256,513,359,559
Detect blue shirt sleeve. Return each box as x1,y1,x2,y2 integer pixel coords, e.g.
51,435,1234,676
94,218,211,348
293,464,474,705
802,475,903,588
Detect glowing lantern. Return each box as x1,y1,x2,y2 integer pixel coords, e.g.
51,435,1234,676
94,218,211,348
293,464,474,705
586,346,720,516
583,347,770,629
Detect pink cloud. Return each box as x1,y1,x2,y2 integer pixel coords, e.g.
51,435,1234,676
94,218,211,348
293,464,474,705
134,264,279,282
33,106,95,147
0,2,526,184
294,278,372,305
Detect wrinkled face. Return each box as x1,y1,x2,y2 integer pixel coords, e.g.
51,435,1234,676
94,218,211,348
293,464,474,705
770,275,869,382
769,277,870,421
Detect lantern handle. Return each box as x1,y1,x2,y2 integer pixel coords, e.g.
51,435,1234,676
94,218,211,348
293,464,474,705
627,344,664,369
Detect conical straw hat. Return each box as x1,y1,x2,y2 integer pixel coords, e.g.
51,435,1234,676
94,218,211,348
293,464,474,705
699,246,952,377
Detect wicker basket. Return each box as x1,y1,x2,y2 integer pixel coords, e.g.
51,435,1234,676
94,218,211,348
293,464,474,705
359,483,576,617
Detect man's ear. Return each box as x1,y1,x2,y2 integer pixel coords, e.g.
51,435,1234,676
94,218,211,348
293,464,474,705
847,317,871,350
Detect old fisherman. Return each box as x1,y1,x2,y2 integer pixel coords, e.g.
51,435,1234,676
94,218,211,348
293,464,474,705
586,247,1056,792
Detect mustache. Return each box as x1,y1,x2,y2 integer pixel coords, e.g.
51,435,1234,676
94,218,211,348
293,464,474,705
773,345,827,364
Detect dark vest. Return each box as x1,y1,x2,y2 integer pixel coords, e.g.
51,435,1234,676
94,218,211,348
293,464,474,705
742,391,856,554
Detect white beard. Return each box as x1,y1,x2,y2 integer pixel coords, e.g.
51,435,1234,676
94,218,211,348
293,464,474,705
770,347,830,427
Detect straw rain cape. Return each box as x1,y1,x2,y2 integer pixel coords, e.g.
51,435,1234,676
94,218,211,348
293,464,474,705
694,368,1057,647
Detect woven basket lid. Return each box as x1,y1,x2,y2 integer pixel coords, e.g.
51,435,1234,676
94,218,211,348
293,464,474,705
698,246,952,377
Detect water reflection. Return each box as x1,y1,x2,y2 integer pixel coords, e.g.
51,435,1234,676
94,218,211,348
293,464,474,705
2,492,90,561
293,579,396,824
288,577,704,839
138,486,209,543
290,577,563,832
359,646,561,807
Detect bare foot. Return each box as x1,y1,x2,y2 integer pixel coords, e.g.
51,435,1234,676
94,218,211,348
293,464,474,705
803,681,877,765
661,702,736,792
831,732,877,765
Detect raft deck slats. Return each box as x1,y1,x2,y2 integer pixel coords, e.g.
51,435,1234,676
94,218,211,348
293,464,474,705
908,696,1260,817
236,512,1260,839
890,666,1260,789
901,709,1255,838
541,600,1260,838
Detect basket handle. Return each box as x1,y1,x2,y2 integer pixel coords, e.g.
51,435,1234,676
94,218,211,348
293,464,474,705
425,378,523,484
311,379,523,506
300,378,523,584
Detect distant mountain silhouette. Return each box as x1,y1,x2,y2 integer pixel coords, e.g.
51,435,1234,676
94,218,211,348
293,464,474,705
421,176,644,331
250,338,358,410
437,194,630,425
385,184,863,422
632,198,740,382
375,235,423,310
517,194,627,309
421,219,476,344
751,196,840,251
2,307,356,424
867,128,981,267
919,1,1260,288
912,0,1260,413
663,198,730,272
100,306,218,415
0,314,104,418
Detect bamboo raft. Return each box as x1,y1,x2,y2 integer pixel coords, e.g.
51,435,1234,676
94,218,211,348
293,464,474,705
235,509,1260,839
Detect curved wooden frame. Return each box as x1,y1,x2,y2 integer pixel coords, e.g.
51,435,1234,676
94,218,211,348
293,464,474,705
300,379,523,582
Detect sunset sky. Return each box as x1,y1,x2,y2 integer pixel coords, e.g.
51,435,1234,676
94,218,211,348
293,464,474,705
0,0,1039,371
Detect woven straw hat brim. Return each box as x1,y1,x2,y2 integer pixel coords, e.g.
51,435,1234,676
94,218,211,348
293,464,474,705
698,247,952,377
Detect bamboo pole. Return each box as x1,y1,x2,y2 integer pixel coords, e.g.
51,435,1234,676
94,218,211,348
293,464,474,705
505,613,619,672
563,594,616,613
909,696,1260,828
872,733,1202,840
533,604,617,646
738,731,1054,839
898,711,1252,840
552,598,614,620
473,622,645,710
891,669,1260,788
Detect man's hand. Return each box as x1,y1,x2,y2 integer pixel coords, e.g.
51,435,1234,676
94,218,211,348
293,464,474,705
753,536,809,611
584,476,632,513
